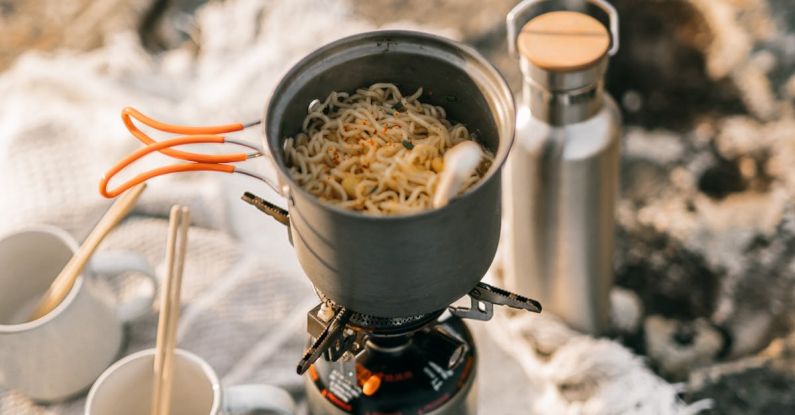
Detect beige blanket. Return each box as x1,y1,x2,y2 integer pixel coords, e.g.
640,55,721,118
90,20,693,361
0,1,701,414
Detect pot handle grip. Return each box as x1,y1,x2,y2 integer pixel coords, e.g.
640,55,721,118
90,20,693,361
100,107,284,198
507,0,619,58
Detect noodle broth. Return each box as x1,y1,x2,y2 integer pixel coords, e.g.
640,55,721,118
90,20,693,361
283,83,493,215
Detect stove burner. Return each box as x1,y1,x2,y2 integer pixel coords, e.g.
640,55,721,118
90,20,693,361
315,290,443,334
349,312,442,334
298,282,541,375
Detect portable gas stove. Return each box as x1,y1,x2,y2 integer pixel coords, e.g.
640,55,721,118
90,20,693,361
299,285,540,415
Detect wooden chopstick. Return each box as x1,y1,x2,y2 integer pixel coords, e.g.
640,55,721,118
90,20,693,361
27,183,147,321
151,205,190,415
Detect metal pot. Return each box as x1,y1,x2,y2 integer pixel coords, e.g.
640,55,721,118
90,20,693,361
264,30,515,318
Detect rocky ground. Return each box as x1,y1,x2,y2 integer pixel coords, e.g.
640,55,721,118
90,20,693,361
3,0,795,413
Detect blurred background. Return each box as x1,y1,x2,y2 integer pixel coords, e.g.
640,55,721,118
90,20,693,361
2,0,795,414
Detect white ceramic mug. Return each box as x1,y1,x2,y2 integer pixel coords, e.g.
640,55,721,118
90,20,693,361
86,348,295,415
0,225,157,402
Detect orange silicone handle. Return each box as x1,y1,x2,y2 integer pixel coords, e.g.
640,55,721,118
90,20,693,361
100,136,236,198
121,107,249,164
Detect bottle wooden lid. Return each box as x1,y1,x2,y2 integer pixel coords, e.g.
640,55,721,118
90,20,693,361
517,11,610,72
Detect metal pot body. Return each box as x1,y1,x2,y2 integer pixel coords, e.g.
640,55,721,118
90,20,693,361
264,31,515,318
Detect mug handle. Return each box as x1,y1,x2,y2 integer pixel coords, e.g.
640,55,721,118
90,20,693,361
89,251,158,323
222,384,295,415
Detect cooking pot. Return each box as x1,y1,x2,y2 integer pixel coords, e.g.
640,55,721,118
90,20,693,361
265,31,515,317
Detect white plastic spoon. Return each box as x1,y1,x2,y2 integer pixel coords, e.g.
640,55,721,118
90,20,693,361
433,141,483,209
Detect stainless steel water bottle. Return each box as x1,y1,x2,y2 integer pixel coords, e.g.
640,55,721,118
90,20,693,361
503,0,622,334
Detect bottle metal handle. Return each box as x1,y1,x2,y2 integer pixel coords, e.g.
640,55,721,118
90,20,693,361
507,0,620,58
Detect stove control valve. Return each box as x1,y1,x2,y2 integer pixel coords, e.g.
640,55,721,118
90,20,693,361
362,375,382,396
298,305,367,375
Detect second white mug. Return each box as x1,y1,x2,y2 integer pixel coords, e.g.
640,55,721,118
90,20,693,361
85,348,295,415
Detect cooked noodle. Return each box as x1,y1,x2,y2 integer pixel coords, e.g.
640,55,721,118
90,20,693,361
283,83,493,215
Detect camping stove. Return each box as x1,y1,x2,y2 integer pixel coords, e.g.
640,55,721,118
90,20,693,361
298,285,541,415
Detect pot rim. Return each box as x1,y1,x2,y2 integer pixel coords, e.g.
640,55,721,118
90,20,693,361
263,29,515,221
